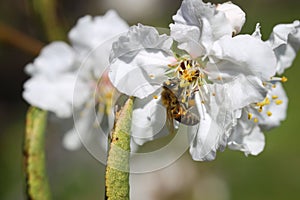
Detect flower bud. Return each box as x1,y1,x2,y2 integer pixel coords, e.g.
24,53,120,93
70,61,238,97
217,2,246,35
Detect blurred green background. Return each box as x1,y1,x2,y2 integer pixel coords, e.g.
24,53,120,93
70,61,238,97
0,0,299,199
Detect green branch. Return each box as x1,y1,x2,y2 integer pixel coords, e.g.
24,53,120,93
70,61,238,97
105,97,134,200
28,0,65,41
24,107,51,200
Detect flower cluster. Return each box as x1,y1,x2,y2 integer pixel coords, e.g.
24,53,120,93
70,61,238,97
23,0,300,161
108,0,300,160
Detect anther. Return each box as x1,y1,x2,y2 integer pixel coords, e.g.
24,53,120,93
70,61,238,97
248,113,253,120
281,76,288,83
267,111,272,117
149,74,155,79
275,100,283,105
272,95,278,99
253,118,259,123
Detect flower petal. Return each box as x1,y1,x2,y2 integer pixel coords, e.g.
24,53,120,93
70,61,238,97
170,0,233,55
267,20,300,74
208,35,277,81
25,42,76,77
131,95,169,145
216,2,246,35
228,111,265,156
109,24,174,99
257,83,288,130
68,10,128,52
23,73,87,118
189,91,228,161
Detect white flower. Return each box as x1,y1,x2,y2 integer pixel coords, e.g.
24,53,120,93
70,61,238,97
23,42,86,118
216,1,246,35
267,20,300,74
228,21,300,156
23,10,129,151
108,21,270,160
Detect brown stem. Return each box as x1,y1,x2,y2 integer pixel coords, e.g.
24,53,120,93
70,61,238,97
0,21,44,55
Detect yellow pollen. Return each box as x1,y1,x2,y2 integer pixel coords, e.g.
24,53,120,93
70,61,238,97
165,80,171,85
149,74,155,79
272,84,277,88
153,95,158,99
267,111,272,117
281,76,288,83
262,82,267,86
275,100,283,105
217,76,222,81
253,118,259,123
201,100,205,104
258,107,263,113
181,98,186,103
272,95,278,99
265,97,270,105
212,92,216,96
188,99,196,106
248,113,253,120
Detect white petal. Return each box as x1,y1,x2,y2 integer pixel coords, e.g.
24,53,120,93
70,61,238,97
109,24,174,99
267,20,300,74
257,83,288,130
216,2,246,35
229,112,265,156
222,75,267,110
25,42,76,77
208,35,277,81
170,0,233,54
63,128,82,150
252,23,262,39
68,10,128,52
23,73,86,118
131,96,169,145
189,92,227,161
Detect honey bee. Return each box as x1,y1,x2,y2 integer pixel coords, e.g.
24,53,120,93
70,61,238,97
161,78,200,133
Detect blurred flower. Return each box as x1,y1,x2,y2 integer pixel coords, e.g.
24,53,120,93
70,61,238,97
23,10,129,150
131,156,229,200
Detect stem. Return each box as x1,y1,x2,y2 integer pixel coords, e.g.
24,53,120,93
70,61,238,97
23,106,51,200
105,97,134,200
0,22,44,55
28,0,65,41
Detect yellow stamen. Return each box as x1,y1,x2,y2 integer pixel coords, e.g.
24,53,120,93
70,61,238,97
188,99,196,106
253,118,259,123
165,80,171,85
275,100,283,105
281,76,288,83
153,95,158,99
248,113,253,120
217,76,222,81
272,84,277,88
262,82,267,86
265,97,270,105
272,95,278,99
258,107,263,113
149,74,155,79
267,111,272,117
